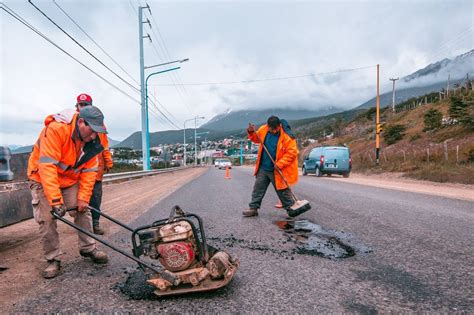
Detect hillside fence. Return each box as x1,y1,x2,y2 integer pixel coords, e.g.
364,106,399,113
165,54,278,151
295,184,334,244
354,141,473,166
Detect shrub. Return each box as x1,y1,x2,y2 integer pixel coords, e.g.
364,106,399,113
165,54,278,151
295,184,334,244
410,134,421,142
423,108,442,131
383,124,406,145
365,107,376,120
467,149,474,163
449,96,467,119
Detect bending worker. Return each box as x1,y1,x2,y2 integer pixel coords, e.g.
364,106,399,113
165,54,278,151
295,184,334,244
28,105,109,279
243,116,299,217
75,93,113,235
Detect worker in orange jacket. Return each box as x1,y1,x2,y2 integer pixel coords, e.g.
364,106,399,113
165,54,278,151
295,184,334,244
243,116,299,217
28,105,109,279
75,94,113,235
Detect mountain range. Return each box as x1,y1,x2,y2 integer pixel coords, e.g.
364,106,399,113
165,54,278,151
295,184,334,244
200,107,342,131
10,138,121,154
9,50,473,151
358,49,473,109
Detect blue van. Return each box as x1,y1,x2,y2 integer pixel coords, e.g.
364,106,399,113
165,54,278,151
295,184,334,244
302,146,352,178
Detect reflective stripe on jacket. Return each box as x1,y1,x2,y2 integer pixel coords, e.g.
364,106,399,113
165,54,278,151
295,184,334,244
27,112,103,206
248,124,299,190
96,132,113,181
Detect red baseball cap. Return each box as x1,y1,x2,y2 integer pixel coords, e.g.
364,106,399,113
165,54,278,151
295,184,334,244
76,93,93,106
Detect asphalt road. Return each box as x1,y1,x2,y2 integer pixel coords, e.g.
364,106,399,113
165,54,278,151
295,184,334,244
13,167,473,312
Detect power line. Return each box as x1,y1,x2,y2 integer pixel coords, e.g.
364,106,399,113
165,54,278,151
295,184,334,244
48,0,181,129
28,0,140,93
425,27,473,64
1,4,181,130
128,0,137,15
144,4,195,114
151,65,377,87
149,93,182,126
132,1,194,122
52,0,139,85
1,4,140,105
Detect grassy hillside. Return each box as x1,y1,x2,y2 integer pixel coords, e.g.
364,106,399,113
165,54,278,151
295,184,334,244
296,89,474,184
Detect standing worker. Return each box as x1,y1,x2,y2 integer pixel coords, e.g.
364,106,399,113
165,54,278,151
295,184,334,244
243,116,300,217
28,105,109,279
75,94,113,235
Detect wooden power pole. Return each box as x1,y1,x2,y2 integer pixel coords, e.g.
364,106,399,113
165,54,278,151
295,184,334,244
376,64,381,165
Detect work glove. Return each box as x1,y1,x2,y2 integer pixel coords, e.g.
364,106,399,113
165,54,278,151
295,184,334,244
77,200,89,213
247,123,256,134
51,204,67,218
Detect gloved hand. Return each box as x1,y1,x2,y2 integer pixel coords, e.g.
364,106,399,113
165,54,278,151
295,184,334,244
77,200,89,213
51,204,67,217
247,123,256,134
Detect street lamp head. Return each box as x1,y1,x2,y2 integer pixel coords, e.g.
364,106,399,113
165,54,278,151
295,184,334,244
180,58,189,63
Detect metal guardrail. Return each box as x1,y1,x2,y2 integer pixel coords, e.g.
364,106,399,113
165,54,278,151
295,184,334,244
0,166,197,227
102,166,194,183
0,166,195,191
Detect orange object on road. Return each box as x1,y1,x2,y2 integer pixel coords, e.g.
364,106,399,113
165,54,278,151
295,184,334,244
225,166,231,179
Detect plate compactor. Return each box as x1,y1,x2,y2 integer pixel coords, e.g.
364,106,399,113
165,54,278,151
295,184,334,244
53,205,239,297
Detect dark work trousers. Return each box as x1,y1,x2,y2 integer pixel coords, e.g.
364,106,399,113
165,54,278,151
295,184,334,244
89,180,103,227
249,169,294,210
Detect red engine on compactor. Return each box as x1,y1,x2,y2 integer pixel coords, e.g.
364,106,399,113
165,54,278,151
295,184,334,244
133,207,239,296
51,204,239,297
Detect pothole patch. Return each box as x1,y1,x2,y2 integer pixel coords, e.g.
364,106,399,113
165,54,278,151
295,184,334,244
274,219,372,259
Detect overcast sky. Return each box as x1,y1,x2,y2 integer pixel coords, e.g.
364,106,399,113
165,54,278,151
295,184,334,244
1,0,473,145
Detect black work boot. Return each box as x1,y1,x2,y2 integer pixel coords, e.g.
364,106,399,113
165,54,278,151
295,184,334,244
80,249,108,264
242,208,258,217
42,260,61,279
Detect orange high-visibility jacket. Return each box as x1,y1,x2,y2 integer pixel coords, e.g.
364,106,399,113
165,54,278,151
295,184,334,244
248,124,299,190
96,133,113,181
28,111,103,206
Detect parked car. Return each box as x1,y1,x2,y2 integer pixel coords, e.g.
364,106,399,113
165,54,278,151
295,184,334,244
217,158,232,170
214,158,223,167
302,146,351,177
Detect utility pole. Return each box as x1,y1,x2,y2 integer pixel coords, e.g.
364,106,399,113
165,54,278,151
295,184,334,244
139,4,151,171
375,64,381,165
447,73,450,97
389,77,399,112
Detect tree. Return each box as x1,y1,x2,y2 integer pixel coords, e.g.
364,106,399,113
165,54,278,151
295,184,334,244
423,108,442,131
449,96,474,129
383,124,406,145
449,96,467,119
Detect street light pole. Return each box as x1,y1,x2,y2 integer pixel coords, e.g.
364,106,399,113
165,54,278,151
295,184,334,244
145,58,189,70
137,3,189,171
183,118,195,166
143,66,182,170
194,116,205,166
138,6,149,171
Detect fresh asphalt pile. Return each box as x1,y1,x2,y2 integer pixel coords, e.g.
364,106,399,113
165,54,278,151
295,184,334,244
118,216,372,300
117,268,156,300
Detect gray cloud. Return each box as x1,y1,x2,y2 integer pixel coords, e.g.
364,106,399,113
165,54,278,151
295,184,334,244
1,0,473,146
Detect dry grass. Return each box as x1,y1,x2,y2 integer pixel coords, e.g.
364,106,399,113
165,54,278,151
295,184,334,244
310,91,474,184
